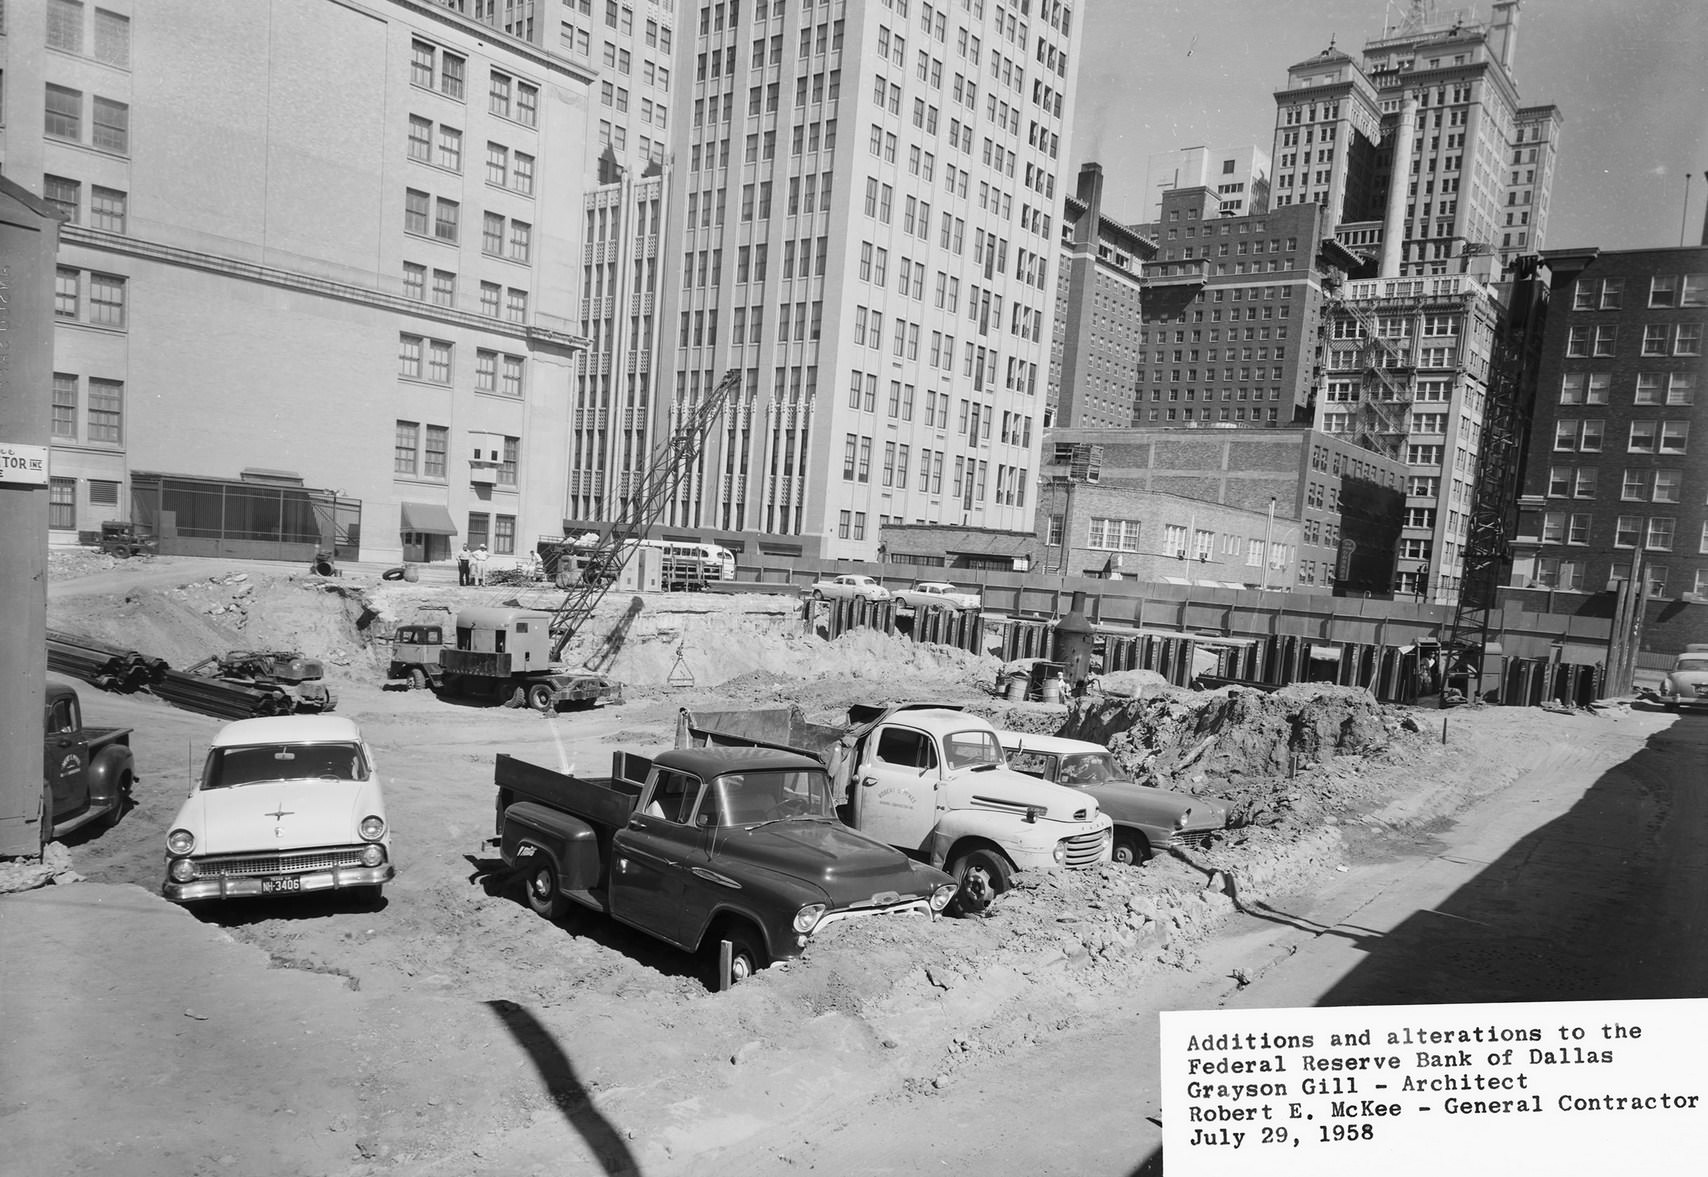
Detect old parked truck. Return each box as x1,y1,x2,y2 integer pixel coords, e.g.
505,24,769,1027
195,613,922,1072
439,607,622,712
676,703,1113,913
385,623,445,691
493,747,958,986
185,650,337,713
41,682,135,847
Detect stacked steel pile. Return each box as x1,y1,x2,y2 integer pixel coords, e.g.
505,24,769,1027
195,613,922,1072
46,630,169,692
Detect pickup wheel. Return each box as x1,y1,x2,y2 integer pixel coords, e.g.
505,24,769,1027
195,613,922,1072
100,772,133,830
1111,831,1150,866
526,683,556,713
408,667,429,691
947,848,1012,916
708,927,767,989
523,858,568,921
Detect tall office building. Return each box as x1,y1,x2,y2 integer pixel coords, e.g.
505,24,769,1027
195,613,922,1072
556,1,681,528
652,0,1081,562
6,0,595,564
1269,0,1560,274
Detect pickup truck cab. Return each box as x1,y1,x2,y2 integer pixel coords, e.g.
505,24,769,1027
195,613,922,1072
995,730,1230,865
678,703,1113,913
495,747,957,987
41,683,135,847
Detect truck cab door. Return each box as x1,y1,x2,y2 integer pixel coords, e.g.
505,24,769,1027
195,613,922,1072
42,696,90,817
610,769,704,949
852,725,941,854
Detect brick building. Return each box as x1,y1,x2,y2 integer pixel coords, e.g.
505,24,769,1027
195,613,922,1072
1046,162,1155,429
1511,246,1708,600
1033,426,1405,593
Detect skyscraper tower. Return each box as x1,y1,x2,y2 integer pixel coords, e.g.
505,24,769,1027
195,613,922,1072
1270,0,1560,276
650,0,1080,560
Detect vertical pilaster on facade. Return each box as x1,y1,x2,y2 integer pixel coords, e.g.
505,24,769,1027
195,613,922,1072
652,0,1083,561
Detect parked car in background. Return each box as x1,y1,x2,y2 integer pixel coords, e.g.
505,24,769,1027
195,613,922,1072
809,574,891,602
96,521,157,558
163,715,393,904
893,581,982,612
1657,645,1708,711
994,730,1231,866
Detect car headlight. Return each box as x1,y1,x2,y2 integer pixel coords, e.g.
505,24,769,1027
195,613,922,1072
359,844,385,868
1052,842,1067,864
168,858,197,883
793,903,827,933
1174,807,1193,831
930,883,957,912
167,828,196,855
359,815,386,841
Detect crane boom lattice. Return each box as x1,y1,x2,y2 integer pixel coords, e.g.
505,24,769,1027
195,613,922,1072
548,368,740,662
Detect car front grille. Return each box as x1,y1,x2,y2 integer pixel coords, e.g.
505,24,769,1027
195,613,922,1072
1174,830,1216,851
1060,829,1108,868
195,847,369,877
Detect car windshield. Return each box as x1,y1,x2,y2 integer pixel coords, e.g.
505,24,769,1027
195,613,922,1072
707,768,836,826
943,730,1005,770
202,742,369,789
1675,658,1708,673
1057,753,1122,786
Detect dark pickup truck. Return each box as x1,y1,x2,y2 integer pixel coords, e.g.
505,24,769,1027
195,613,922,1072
492,746,958,987
42,682,135,847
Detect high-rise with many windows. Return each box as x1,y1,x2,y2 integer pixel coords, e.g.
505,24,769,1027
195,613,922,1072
7,0,596,563
651,0,1079,561
557,1,681,528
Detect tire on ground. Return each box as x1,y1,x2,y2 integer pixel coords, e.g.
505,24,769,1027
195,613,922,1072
946,846,1012,916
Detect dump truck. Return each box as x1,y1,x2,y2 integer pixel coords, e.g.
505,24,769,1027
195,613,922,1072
676,703,1113,913
438,606,622,712
491,746,958,987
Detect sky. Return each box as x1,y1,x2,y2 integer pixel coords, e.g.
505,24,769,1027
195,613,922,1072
1070,0,1708,250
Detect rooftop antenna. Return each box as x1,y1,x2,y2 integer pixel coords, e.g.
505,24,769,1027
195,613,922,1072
1686,174,1695,248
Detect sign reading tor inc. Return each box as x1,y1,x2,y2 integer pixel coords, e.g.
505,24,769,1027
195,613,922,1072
1161,999,1708,1175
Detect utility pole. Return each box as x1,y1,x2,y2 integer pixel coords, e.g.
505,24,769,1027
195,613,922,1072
1261,496,1276,590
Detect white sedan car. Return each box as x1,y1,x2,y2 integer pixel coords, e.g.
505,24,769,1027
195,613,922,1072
808,574,891,602
163,715,394,904
1658,645,1708,711
893,581,982,612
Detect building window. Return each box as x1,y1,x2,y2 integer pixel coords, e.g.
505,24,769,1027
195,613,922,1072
475,350,497,392
427,339,453,384
424,425,448,478
505,288,527,322
408,115,432,161
45,84,82,140
1676,323,1703,356
512,152,535,195
89,479,119,507
94,8,130,66
483,212,505,255
1646,517,1676,552
90,186,126,232
48,0,84,52
498,436,519,485
49,478,77,531
86,378,122,443
92,96,129,153
52,373,78,439
43,175,80,223
55,268,80,318
431,269,456,307
467,513,489,549
398,336,424,380
396,420,420,475
501,355,524,397
403,262,426,299
495,514,516,555
437,125,462,172
87,273,126,327
1649,275,1678,307
405,188,430,235
509,221,532,263
434,198,459,242
480,281,501,317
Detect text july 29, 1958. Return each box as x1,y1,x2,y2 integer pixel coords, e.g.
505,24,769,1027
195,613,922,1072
1161,999,1707,1176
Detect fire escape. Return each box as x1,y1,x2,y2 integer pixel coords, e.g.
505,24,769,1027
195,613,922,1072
1441,256,1549,701
1324,287,1414,460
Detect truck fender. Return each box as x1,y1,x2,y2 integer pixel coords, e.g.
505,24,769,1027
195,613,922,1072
928,813,1027,871
693,903,779,961
87,742,136,808
502,802,605,892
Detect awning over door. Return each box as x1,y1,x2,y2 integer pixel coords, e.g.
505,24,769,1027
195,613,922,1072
400,502,457,535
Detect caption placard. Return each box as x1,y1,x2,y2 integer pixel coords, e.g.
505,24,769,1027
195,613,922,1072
1161,999,1708,1175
